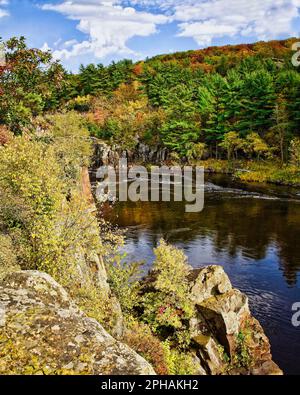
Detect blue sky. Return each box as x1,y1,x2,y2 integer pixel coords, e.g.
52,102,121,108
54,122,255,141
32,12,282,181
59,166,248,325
1,0,300,71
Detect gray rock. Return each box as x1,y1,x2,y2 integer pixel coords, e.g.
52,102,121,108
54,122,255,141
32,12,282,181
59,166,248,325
189,267,283,375
197,289,249,354
190,265,232,304
194,334,226,375
0,271,155,375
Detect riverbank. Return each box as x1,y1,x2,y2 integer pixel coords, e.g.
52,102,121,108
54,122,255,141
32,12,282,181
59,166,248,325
196,159,300,187
0,125,284,375
103,172,300,374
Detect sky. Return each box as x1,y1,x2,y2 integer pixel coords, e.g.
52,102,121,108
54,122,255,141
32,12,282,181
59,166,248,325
0,0,300,71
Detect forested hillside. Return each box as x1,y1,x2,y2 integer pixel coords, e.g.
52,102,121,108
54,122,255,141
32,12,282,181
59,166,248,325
1,36,300,181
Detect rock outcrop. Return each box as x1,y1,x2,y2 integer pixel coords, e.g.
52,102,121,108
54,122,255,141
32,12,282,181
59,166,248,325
92,140,169,168
0,271,155,375
0,266,283,376
188,266,283,375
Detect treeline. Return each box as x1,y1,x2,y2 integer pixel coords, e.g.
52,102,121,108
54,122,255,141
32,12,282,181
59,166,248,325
1,36,300,165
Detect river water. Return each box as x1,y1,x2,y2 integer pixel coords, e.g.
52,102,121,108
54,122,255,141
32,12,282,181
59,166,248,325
101,173,300,375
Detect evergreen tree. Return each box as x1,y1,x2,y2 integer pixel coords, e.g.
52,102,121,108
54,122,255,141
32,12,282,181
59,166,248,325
198,74,229,157
238,70,276,136
270,96,291,164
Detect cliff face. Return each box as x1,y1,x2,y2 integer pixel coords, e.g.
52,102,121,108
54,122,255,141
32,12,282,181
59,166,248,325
187,266,283,375
92,140,169,168
0,267,283,375
0,271,155,375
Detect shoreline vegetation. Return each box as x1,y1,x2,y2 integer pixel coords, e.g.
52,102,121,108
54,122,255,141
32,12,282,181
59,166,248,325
197,159,300,186
0,121,283,374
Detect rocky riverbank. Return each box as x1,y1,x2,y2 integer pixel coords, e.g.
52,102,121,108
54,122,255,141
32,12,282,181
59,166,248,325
92,140,169,168
0,265,282,375
0,160,283,375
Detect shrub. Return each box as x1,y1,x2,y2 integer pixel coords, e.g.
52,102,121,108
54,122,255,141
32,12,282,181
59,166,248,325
124,321,169,375
0,126,13,146
67,95,92,112
141,240,194,346
106,254,142,316
0,137,63,218
41,112,92,189
161,341,197,375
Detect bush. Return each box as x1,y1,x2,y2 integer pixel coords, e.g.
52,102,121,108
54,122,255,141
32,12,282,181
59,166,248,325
106,253,142,316
161,341,197,375
41,112,92,189
0,126,13,146
0,137,63,218
124,321,169,375
67,95,92,112
141,240,194,346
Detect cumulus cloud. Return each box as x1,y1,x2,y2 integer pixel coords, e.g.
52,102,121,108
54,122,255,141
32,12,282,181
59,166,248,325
126,0,300,45
174,0,300,45
42,0,169,60
41,0,300,60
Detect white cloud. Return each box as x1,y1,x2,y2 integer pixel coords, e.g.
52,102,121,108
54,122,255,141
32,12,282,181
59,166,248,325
41,0,300,61
40,42,51,52
0,0,9,18
174,0,300,46
122,1,300,45
42,0,169,60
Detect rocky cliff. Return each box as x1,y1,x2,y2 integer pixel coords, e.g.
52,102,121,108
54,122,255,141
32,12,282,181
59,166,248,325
92,140,169,168
187,266,282,375
0,271,155,375
0,266,283,375
0,166,283,376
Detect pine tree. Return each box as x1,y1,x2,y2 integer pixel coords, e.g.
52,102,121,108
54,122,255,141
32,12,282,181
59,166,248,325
198,74,229,158
270,96,291,164
238,69,276,136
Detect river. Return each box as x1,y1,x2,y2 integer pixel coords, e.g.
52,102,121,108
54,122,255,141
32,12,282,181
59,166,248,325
100,173,300,375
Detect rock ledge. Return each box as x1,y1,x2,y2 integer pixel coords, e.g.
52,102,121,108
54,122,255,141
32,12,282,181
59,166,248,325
0,271,155,375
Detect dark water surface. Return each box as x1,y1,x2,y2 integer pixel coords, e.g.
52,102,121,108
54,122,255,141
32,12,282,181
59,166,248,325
102,174,300,375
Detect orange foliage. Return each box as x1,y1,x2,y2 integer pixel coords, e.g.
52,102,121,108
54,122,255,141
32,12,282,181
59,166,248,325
123,322,169,375
0,125,13,146
132,62,144,76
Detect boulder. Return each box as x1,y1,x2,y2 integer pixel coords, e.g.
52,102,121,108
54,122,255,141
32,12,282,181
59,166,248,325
189,266,283,375
0,271,155,375
190,266,232,304
198,289,250,349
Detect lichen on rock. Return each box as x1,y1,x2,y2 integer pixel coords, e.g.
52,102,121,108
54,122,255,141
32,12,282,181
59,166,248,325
188,265,283,375
0,271,155,375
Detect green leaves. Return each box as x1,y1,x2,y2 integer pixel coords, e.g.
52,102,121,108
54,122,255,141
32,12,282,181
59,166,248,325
0,37,65,132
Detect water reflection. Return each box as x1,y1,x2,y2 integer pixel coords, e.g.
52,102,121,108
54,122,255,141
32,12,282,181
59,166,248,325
101,174,300,374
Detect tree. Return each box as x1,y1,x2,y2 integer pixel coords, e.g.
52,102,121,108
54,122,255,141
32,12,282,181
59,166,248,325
160,120,200,158
198,74,229,157
289,138,300,167
270,96,290,165
243,132,270,160
160,84,200,158
0,36,65,132
219,132,243,161
276,71,300,136
238,70,276,136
